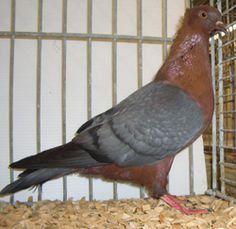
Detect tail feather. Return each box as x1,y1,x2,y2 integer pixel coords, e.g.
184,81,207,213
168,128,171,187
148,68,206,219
18,169,38,178
0,168,75,196
10,142,105,169
0,141,107,196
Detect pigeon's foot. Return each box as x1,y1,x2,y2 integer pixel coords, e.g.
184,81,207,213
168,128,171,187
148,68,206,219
161,194,211,215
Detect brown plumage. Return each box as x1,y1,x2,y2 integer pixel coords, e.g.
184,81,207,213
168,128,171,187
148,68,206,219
80,155,174,198
0,5,226,214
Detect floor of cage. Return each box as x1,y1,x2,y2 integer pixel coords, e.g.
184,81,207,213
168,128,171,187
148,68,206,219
0,195,236,229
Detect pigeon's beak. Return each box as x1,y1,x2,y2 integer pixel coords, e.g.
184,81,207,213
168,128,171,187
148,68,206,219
215,21,227,35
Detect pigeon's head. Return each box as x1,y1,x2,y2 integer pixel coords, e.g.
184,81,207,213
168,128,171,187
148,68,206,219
186,5,227,36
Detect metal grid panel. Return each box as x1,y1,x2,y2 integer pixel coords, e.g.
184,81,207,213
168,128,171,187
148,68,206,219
204,0,236,203
0,0,205,203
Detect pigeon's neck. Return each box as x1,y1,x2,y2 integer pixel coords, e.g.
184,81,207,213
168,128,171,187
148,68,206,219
156,29,210,81
155,29,214,125
161,28,209,68
169,32,209,61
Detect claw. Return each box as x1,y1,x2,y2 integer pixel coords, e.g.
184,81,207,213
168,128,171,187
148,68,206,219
161,194,211,215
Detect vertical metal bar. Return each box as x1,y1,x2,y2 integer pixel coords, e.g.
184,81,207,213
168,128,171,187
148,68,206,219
227,0,235,150
186,0,195,196
162,0,170,193
226,0,229,24
217,0,225,195
189,0,194,7
210,0,217,192
137,0,143,89
9,0,16,204
223,19,236,199
112,0,118,201
211,38,217,191
62,0,68,201
230,14,235,150
185,0,190,8
162,0,168,60
137,0,144,198
187,1,194,196
87,0,93,201
189,144,195,195
37,0,43,201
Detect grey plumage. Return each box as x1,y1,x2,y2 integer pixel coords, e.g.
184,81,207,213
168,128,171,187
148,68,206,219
74,81,203,166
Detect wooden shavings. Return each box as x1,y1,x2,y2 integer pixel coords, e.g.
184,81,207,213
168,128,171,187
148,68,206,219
0,195,236,229
142,204,151,212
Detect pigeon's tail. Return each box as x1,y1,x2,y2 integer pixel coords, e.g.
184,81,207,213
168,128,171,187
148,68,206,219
0,168,75,195
9,142,104,169
0,142,106,195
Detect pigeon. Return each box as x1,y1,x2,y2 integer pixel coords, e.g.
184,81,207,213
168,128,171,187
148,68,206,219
0,5,226,214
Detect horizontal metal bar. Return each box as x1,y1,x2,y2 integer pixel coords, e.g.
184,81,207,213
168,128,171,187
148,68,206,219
222,4,236,15
206,189,236,204
215,99,235,105
220,92,236,98
0,31,172,43
220,178,236,186
220,129,236,133
223,84,234,90
220,37,236,48
226,21,236,29
218,74,236,81
217,83,235,90
205,144,236,151
219,145,236,150
219,162,236,169
222,114,236,119
219,56,236,64
220,110,236,114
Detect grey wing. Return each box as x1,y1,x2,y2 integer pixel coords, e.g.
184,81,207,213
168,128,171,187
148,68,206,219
73,81,204,167
76,106,119,134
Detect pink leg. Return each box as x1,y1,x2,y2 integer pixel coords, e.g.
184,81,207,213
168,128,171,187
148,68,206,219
165,194,188,205
161,194,210,215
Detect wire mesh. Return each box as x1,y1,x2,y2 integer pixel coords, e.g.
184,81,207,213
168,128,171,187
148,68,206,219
202,0,236,203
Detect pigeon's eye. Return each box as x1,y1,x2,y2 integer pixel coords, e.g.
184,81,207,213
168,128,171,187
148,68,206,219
199,10,208,19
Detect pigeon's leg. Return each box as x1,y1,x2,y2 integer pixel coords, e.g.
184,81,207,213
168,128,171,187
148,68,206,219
161,194,210,215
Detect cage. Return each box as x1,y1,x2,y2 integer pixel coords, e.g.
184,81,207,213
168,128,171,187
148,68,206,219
0,0,235,228
199,0,236,202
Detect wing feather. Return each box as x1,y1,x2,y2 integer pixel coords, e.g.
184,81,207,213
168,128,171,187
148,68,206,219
73,81,204,167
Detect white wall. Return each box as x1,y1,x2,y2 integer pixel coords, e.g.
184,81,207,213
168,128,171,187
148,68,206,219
0,0,207,202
